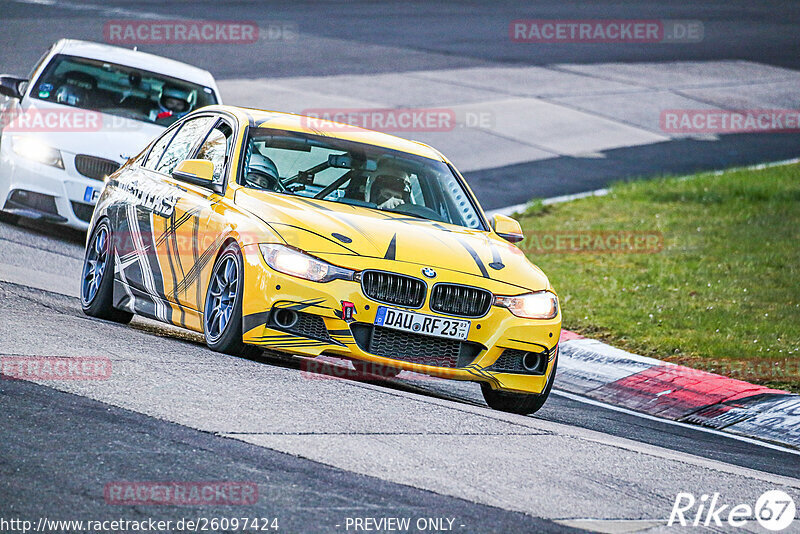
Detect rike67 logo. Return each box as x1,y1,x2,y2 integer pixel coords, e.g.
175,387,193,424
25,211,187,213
669,490,796,531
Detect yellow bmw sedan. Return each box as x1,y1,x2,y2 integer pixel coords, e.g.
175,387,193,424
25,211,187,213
80,105,561,414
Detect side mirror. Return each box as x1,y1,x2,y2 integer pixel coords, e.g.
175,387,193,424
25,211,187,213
172,159,223,194
0,75,27,100
493,214,524,243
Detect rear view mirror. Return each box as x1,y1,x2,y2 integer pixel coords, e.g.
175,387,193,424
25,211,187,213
328,154,352,168
493,214,524,243
328,153,377,171
172,159,222,194
0,75,27,100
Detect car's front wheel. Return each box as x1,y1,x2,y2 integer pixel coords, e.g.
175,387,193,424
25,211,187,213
81,219,133,324
203,242,253,356
480,355,557,415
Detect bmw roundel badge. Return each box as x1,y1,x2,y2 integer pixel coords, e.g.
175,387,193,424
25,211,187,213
421,267,437,278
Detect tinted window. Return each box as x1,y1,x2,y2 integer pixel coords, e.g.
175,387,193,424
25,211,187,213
196,121,233,183
155,116,215,176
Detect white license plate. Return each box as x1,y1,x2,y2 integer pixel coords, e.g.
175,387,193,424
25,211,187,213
374,306,470,340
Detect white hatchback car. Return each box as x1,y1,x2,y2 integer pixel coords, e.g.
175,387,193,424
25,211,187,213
0,39,222,230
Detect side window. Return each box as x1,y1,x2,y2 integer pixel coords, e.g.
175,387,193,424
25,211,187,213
154,116,215,176
196,121,233,183
143,128,177,170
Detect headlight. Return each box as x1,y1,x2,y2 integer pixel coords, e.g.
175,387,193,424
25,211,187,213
259,244,356,283
494,291,558,319
11,136,64,169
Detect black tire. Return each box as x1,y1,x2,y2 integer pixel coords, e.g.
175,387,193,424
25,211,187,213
481,355,558,415
203,242,254,356
81,219,134,324
352,360,401,379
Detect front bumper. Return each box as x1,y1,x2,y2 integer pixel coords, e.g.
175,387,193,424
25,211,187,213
239,244,561,394
0,139,107,231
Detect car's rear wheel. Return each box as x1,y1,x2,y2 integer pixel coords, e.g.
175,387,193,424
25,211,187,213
204,242,256,356
81,220,133,324
481,355,557,415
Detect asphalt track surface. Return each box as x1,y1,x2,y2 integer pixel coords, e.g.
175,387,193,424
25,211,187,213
2,1,800,532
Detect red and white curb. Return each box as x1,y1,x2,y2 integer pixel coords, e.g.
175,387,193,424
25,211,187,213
557,330,800,449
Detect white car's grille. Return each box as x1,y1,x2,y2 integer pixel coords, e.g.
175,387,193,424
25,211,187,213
74,155,120,181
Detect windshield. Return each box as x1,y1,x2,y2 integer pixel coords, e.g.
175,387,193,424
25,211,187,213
30,54,218,126
242,128,485,230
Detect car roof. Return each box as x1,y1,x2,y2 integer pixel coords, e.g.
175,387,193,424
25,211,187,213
52,39,218,89
213,106,447,162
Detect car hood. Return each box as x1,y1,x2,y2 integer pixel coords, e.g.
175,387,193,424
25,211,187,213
235,189,549,291
9,100,163,163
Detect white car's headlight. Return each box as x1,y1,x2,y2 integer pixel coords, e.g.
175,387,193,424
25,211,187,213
11,136,64,169
494,291,559,319
259,244,356,283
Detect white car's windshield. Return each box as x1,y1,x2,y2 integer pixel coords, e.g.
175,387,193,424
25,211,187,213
30,54,218,126
242,127,485,230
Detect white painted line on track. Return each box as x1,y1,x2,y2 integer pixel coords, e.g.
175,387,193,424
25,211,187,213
552,389,800,457
708,156,800,174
